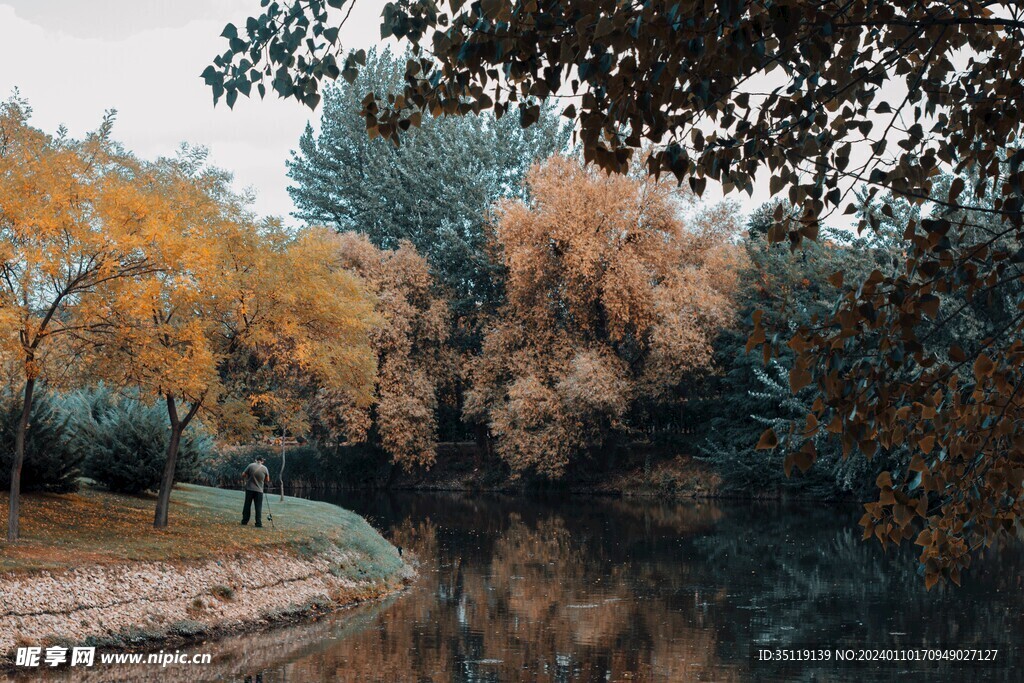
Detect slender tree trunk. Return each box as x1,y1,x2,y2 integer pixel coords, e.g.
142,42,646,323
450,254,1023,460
154,393,200,529
7,377,36,543
279,430,286,502
154,424,182,529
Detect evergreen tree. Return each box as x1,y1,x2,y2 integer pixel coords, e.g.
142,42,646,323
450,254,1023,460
0,389,80,494
72,388,211,495
287,48,571,347
695,203,899,499
699,358,903,499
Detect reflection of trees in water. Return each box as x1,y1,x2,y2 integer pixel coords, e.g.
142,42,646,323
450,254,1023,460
389,516,439,568
34,494,1024,682
681,503,1024,681
279,496,742,682
121,493,1022,683
604,497,724,535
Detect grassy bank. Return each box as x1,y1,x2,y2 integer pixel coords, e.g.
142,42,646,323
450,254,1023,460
0,483,412,659
0,483,399,577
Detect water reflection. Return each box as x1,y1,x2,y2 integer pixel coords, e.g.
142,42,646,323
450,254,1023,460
14,493,1024,682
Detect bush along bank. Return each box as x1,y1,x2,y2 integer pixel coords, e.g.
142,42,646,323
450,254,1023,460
0,484,414,662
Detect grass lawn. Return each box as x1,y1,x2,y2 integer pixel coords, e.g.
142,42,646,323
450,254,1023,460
0,483,400,577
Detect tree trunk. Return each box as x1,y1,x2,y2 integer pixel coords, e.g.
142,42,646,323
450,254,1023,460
279,432,286,502
153,423,182,529
7,377,36,543
153,393,200,529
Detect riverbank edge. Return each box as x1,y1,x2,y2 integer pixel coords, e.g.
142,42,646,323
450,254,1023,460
0,540,416,670
292,463,859,504
298,443,859,503
347,481,836,503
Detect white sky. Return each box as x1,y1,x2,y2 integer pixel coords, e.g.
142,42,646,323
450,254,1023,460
0,0,388,223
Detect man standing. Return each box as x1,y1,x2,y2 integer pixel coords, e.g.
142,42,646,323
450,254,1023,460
241,455,271,528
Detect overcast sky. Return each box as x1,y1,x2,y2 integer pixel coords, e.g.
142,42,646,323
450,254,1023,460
0,0,389,223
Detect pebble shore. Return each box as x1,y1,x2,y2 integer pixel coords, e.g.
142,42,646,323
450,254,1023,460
0,543,414,656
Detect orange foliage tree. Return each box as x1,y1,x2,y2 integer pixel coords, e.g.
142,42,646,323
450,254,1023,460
0,98,163,542
465,157,742,477
95,152,376,528
225,228,384,496
311,233,452,469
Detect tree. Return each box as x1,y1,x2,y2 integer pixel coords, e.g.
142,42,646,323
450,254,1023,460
95,152,377,528
697,208,906,498
222,227,383,497
761,179,1024,587
287,48,569,346
731,177,1024,586
0,97,160,541
244,391,310,501
310,232,453,469
206,0,1024,581
71,388,211,495
0,389,81,494
464,156,742,476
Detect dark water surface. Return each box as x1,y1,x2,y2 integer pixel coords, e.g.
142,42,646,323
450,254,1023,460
244,492,1024,682
22,492,1024,681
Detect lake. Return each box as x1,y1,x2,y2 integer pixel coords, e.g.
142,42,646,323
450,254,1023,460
21,491,1024,681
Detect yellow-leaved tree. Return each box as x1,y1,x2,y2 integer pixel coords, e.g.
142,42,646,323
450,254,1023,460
0,97,163,542
96,150,376,528
224,227,382,498
465,156,743,477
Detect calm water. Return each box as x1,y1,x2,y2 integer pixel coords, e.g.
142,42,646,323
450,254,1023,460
18,492,1024,681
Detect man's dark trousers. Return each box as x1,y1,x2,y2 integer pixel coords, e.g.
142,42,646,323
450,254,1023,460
242,490,264,527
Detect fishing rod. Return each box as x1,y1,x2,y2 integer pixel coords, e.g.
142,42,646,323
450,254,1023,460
264,487,275,529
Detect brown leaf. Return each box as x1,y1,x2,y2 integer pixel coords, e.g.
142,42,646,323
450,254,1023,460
973,353,995,380
792,441,817,472
789,364,812,392
755,428,778,450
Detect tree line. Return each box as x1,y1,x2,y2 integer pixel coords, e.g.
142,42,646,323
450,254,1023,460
283,51,746,478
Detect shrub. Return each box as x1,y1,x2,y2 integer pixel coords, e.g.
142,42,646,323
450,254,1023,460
71,388,212,494
698,359,906,500
187,597,206,616
211,585,235,601
0,389,81,493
